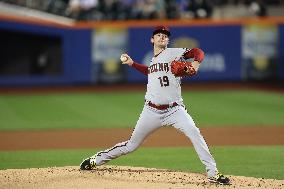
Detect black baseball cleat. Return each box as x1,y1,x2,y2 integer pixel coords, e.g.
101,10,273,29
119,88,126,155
80,157,96,170
208,173,231,185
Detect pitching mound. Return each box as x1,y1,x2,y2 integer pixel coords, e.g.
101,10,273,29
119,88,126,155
0,166,283,189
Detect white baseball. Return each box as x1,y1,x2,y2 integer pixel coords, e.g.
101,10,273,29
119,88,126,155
120,55,128,62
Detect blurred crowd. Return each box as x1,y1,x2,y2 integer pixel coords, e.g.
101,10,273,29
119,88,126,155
1,0,283,20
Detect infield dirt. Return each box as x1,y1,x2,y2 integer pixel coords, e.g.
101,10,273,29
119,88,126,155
1,127,284,150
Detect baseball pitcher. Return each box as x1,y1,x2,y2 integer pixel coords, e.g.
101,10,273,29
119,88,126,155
80,26,230,185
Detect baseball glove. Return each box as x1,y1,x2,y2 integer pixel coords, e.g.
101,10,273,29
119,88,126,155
171,61,196,77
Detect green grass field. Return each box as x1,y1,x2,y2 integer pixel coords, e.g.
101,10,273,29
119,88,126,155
0,89,283,180
0,90,283,130
0,147,283,179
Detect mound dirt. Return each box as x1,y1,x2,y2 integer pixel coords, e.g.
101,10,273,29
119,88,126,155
0,166,283,189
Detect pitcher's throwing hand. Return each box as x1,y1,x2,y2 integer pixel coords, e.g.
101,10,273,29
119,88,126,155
120,54,133,66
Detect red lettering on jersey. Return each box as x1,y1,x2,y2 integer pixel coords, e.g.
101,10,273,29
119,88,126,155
148,63,170,74
154,64,158,72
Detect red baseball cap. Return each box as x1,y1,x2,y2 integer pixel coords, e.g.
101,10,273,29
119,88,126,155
152,25,171,37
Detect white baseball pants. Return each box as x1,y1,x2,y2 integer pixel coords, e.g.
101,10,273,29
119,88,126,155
94,104,218,177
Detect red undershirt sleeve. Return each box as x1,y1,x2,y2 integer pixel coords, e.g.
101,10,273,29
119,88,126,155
131,62,148,75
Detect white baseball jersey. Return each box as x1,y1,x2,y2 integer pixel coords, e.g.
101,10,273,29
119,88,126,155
145,48,188,105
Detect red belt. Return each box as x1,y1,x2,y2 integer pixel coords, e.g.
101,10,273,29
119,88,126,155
147,101,178,110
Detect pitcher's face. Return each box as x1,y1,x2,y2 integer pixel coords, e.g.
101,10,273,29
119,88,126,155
151,33,169,48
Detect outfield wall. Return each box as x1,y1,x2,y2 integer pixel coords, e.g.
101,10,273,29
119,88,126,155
0,15,283,85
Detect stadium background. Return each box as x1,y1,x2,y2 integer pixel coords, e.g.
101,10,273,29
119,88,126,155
0,0,284,187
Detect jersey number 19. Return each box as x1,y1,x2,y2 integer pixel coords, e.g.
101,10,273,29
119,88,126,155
158,76,169,87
